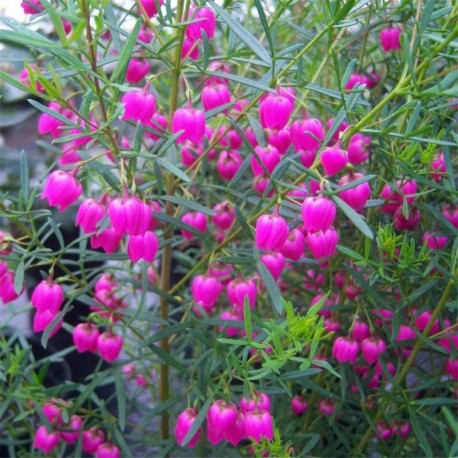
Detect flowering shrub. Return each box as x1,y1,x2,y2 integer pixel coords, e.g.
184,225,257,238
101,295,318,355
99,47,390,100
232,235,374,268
0,0,457,456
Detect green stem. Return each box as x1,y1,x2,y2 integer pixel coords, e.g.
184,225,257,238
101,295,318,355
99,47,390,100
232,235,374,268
157,0,190,445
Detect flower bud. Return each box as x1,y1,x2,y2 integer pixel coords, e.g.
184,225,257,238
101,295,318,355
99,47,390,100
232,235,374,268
186,6,216,40
82,428,105,454
302,195,336,233
332,336,359,363
172,107,206,145
33,425,60,454
290,395,308,415
97,332,123,363
255,213,289,252
174,408,201,448
244,409,274,442
307,227,339,259
181,211,207,239
31,279,64,314
126,58,151,84
41,170,83,213
121,90,156,124
290,118,324,153
320,146,348,177
259,94,293,130
380,27,402,52
73,322,100,353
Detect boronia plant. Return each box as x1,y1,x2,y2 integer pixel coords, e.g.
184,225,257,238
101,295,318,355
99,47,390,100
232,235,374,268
0,0,457,456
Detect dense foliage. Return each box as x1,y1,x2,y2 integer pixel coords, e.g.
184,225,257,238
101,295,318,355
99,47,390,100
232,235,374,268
0,0,457,456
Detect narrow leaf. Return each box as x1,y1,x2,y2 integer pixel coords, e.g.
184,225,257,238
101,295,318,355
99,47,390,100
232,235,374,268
257,261,283,315
110,19,141,84
207,0,272,65
332,195,373,239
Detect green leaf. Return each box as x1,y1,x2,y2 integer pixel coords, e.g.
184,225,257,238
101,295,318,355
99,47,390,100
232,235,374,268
253,0,274,56
20,150,29,202
40,0,66,44
110,19,141,84
27,99,78,129
14,261,24,295
115,367,127,431
244,298,253,343
257,261,283,315
217,256,255,265
156,157,191,183
409,406,434,457
332,195,373,239
160,196,215,215
207,0,272,65
203,70,274,93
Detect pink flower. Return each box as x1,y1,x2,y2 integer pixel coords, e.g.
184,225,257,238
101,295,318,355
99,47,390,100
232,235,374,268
255,213,289,252
280,228,306,261
290,395,308,415
76,198,106,234
181,211,207,240
226,277,257,310
108,194,152,236
186,6,217,40
380,27,402,52
96,442,121,458
347,133,371,164
212,201,235,231
332,336,359,363
350,320,371,342
302,195,336,233
290,118,324,153
218,310,243,337
338,172,371,210
319,399,336,416
33,309,63,337
0,267,22,304
73,323,100,353
320,147,348,177
216,150,242,180
260,252,285,280
127,231,159,263
33,425,61,454
121,90,156,124
191,274,222,314
139,0,164,17
174,407,202,448
267,127,291,155
41,170,83,212
207,399,238,435
224,410,246,445
202,83,231,113
181,38,200,60
422,231,449,250
126,58,150,84
90,228,123,254
61,415,83,444
172,107,206,144
361,337,387,365
244,409,274,442
82,428,105,454
259,94,293,130
31,279,64,314
307,227,339,260
240,392,271,413
251,145,281,176
21,0,44,14
97,332,123,363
